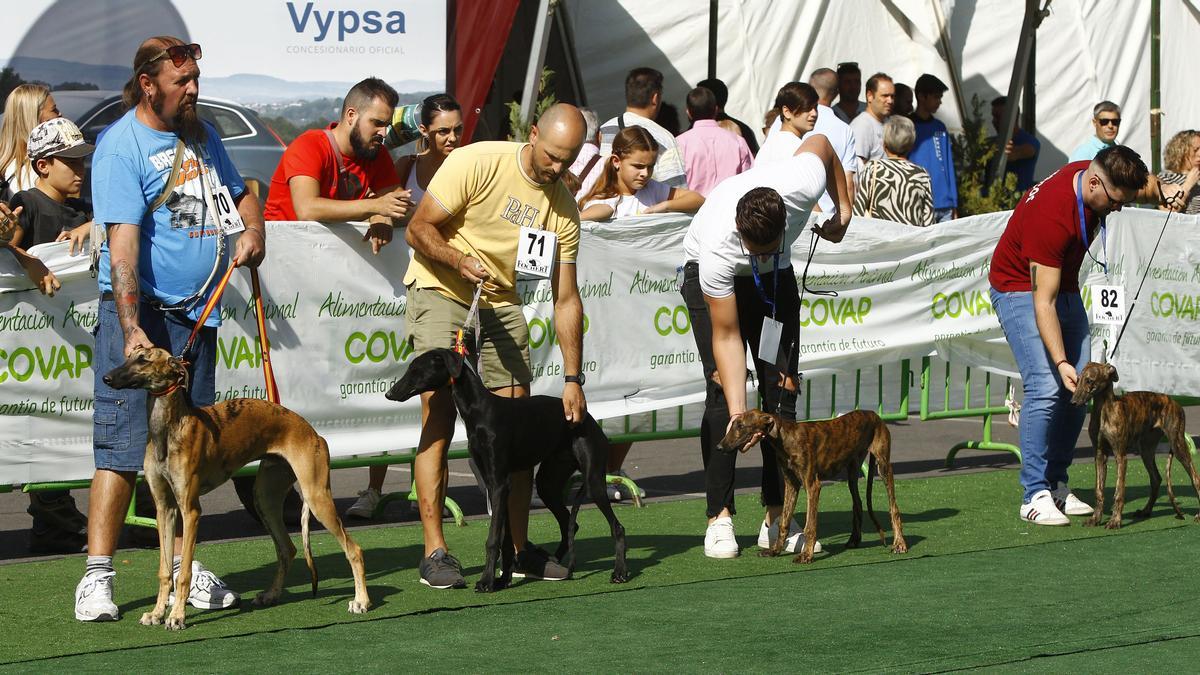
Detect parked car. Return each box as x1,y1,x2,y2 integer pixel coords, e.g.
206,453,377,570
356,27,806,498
51,90,286,204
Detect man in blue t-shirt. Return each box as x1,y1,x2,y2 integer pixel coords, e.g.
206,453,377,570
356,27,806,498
1069,101,1121,162
74,36,266,623
908,74,958,222
990,96,1041,192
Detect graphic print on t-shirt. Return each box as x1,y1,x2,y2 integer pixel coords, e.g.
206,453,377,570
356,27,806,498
499,195,541,228
147,144,218,233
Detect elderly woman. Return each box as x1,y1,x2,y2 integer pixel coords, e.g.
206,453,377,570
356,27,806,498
853,115,934,226
1158,130,1200,214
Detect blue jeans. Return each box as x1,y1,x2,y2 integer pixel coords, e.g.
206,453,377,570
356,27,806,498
990,288,1090,502
93,298,217,472
933,208,955,223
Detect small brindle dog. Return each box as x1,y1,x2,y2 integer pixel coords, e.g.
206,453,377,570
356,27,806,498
718,409,907,563
1072,362,1200,528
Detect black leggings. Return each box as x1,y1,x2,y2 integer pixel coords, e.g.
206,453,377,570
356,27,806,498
681,261,800,518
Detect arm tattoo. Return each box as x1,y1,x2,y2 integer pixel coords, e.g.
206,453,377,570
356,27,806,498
1030,264,1038,291
113,260,140,334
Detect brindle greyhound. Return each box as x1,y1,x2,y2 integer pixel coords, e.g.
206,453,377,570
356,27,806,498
717,409,907,563
386,348,628,591
104,346,370,629
1071,362,1200,528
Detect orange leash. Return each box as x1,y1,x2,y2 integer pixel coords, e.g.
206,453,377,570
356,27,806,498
177,261,280,404
250,268,280,404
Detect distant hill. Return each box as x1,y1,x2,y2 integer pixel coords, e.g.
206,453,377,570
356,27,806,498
1,57,442,105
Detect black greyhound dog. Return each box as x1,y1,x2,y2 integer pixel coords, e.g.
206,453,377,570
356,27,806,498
385,348,629,591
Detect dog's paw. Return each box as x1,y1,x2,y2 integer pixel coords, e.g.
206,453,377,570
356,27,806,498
474,578,496,593
610,570,629,584
892,540,908,554
253,590,281,608
1081,516,1101,528
139,611,163,626
1133,508,1153,519
846,537,861,549
1104,519,1122,530
1193,513,1200,523
791,552,814,564
757,549,779,558
347,600,370,614
165,615,187,631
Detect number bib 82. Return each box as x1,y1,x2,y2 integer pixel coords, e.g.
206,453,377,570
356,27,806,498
1091,284,1125,325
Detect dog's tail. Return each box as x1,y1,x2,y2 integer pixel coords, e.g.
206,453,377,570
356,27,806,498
301,502,318,597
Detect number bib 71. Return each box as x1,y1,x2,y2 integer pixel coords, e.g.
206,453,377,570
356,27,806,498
1091,284,1125,325
516,226,556,278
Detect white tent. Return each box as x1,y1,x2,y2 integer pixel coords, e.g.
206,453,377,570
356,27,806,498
564,0,1194,181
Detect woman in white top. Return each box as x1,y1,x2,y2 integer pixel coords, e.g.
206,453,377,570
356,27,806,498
753,82,819,165
578,126,703,221
346,94,464,520
0,84,60,202
391,94,464,225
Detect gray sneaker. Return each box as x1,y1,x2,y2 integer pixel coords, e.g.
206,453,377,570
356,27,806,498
419,548,466,589
512,543,569,581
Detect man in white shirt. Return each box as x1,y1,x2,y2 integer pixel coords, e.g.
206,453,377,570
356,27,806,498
680,135,850,559
850,72,895,166
581,67,688,193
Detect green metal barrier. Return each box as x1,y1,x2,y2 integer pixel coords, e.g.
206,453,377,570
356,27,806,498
920,356,1021,467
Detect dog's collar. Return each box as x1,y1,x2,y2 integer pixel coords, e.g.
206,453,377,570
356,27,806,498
149,360,191,398
149,380,184,398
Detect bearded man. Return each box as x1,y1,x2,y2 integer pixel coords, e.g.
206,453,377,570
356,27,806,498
264,77,412,254
75,35,266,621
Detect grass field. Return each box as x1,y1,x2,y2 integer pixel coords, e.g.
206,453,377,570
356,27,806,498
2,463,1199,672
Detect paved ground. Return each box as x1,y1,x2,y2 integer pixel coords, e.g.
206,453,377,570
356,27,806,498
0,414,1073,564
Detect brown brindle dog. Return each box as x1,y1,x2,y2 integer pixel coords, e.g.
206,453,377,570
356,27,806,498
1071,362,1200,529
103,347,370,630
717,408,907,563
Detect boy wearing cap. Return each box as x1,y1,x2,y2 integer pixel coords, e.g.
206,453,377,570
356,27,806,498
10,117,94,253
909,74,958,222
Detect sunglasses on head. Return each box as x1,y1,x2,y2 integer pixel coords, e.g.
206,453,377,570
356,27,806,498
142,43,202,70
1097,117,1121,127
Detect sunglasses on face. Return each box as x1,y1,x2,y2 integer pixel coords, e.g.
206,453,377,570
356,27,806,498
1096,117,1121,127
1093,175,1130,209
142,43,202,70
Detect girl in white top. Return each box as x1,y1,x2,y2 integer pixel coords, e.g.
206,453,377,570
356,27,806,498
391,94,464,224
578,126,703,221
754,81,819,165
0,84,60,202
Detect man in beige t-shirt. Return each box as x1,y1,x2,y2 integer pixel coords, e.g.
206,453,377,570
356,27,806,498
403,103,589,589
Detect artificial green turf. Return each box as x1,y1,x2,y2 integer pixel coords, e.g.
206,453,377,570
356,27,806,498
2,462,1198,670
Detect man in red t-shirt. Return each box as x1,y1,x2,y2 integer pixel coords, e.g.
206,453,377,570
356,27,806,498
988,145,1150,525
264,77,412,253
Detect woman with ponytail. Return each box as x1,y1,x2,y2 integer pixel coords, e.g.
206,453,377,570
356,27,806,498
753,81,820,165
578,125,703,221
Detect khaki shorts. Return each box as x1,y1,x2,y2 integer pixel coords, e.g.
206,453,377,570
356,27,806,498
406,284,532,389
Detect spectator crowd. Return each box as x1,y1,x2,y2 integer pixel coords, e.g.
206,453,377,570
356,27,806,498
0,36,1194,622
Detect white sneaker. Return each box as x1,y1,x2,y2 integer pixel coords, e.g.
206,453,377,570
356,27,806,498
170,561,240,610
703,516,739,558
1020,489,1070,526
757,518,823,554
75,571,119,622
1052,485,1094,516
345,488,382,519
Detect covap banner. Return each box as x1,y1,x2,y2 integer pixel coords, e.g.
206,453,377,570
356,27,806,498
3,209,1197,485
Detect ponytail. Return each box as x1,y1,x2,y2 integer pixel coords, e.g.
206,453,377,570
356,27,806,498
578,126,658,207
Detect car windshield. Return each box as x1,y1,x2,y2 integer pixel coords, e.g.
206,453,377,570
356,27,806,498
48,91,120,125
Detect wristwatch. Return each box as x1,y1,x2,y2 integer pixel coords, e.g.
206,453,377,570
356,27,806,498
564,373,586,386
